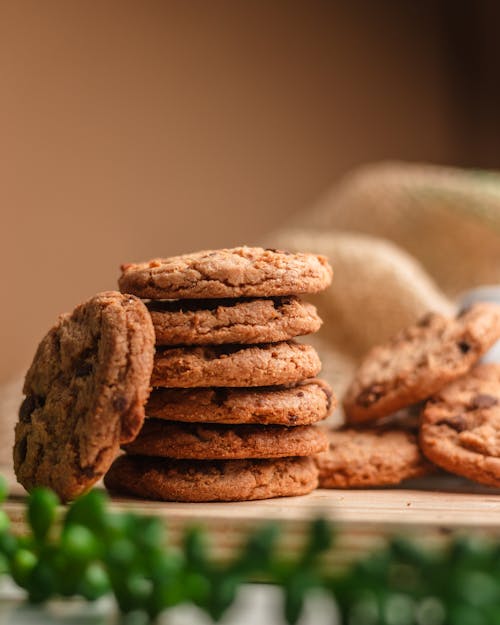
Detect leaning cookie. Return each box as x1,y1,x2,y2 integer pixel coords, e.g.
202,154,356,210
315,427,434,488
343,303,500,423
119,246,332,299
13,292,155,501
148,296,322,345
123,420,328,460
152,340,321,388
420,363,500,488
104,455,319,502
146,379,334,425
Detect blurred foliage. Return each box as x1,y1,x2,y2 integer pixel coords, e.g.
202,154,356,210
0,476,499,624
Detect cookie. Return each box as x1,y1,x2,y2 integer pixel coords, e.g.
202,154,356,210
119,246,332,299
104,455,319,502
420,363,500,487
13,292,155,501
148,296,321,346
146,378,334,425
343,303,500,423
315,427,433,488
122,419,328,459
152,340,321,388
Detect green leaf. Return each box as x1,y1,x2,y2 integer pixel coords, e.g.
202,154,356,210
0,475,8,504
27,488,59,543
61,524,100,563
27,559,57,604
184,526,209,571
64,490,108,535
78,562,110,600
0,510,10,534
11,549,37,587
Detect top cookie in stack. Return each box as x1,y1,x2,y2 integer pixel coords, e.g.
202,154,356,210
106,247,334,502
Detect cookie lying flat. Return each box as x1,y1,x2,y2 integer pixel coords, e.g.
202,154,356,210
146,379,334,425
119,246,332,299
420,364,500,487
123,420,328,460
315,427,432,488
343,303,500,423
148,296,321,346
151,340,321,388
13,292,155,501
104,455,318,502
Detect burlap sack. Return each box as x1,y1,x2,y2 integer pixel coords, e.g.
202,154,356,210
269,162,500,418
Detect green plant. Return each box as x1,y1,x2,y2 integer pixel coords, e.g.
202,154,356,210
0,478,500,624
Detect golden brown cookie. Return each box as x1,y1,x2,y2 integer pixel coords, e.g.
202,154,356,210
315,427,433,488
119,246,332,299
151,340,321,388
122,420,328,460
420,363,500,487
104,455,319,502
148,296,321,345
13,292,155,501
146,379,334,425
343,303,500,423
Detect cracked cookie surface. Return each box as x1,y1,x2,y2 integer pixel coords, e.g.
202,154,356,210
123,419,328,459
146,378,334,425
119,246,332,299
420,363,500,487
148,296,321,345
13,292,155,501
315,427,433,488
152,340,321,387
104,455,319,501
343,303,500,423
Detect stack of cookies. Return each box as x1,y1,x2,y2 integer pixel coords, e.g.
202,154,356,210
104,247,335,502
315,303,500,489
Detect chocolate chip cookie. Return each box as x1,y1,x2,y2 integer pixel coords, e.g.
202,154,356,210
420,363,500,487
148,296,321,345
316,426,433,488
152,340,321,388
146,378,334,425
122,420,328,459
343,303,500,423
13,292,155,501
104,455,319,501
119,246,333,299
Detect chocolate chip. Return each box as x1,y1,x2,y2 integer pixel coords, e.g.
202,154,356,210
80,466,100,478
416,313,435,327
75,361,93,377
437,415,468,432
470,393,498,409
457,341,471,354
357,384,385,407
19,394,45,423
296,391,305,398
16,435,28,463
113,396,128,412
213,389,229,406
74,348,95,377
271,297,288,310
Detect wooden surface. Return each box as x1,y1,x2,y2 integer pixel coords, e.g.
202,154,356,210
4,465,500,568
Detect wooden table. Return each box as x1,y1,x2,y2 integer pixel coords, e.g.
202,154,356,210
4,465,500,569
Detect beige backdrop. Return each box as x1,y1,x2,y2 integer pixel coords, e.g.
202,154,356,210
0,1,465,383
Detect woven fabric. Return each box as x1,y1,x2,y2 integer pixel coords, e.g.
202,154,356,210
270,162,500,410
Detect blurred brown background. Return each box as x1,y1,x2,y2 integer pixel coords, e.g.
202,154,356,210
1,0,500,384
